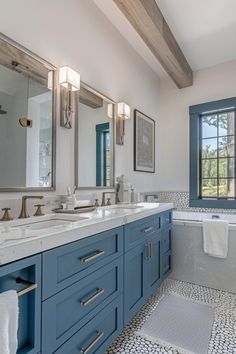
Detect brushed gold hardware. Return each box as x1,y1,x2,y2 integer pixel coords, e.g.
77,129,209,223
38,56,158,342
19,195,43,219
150,242,153,258
95,199,100,207
106,198,111,206
34,204,45,217
80,250,105,264
0,208,13,221
16,277,38,297
80,288,104,306
142,226,154,234
145,243,150,260
101,191,119,206
19,117,32,128
80,331,104,354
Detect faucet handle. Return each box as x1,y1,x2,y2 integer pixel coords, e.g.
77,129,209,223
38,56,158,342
34,204,45,217
1,208,13,221
106,198,112,206
95,199,100,207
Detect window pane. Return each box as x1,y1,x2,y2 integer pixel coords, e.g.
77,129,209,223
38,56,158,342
202,138,217,158
202,159,217,178
219,158,234,178
219,179,235,198
219,112,235,136
202,115,217,138
219,136,234,157
202,179,218,197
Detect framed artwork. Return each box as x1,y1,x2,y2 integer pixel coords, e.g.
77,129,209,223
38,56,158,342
134,109,155,173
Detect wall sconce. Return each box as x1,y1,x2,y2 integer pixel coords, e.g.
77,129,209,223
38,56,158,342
59,66,80,129
116,102,131,145
47,71,53,90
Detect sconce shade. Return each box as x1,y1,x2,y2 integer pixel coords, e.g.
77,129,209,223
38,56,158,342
59,66,80,91
117,102,131,119
107,103,114,119
47,71,53,90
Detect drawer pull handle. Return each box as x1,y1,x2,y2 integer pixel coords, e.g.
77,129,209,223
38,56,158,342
142,226,154,234
16,277,38,297
80,250,105,263
80,288,104,306
80,331,104,354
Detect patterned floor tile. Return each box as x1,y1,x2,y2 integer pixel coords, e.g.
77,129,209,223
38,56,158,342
107,279,236,354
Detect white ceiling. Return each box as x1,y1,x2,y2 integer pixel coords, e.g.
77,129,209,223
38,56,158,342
94,0,236,78
156,0,236,71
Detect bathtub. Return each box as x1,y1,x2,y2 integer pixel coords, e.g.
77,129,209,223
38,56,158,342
171,210,236,293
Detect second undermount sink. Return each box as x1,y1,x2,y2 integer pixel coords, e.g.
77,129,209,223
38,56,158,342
109,204,145,210
12,215,88,231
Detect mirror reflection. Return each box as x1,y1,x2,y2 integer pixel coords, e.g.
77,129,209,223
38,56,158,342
0,36,56,190
76,85,114,188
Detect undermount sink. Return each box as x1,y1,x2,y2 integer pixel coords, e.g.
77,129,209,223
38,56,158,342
109,204,145,210
12,215,88,231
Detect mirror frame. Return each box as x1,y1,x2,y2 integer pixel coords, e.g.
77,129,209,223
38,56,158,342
75,82,115,190
0,33,57,192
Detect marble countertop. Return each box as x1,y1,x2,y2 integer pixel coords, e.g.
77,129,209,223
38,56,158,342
0,203,173,266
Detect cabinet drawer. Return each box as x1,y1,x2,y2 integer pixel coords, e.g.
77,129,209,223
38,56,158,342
0,255,41,354
161,210,172,229
124,215,157,251
162,228,172,254
54,294,123,354
42,257,123,353
42,226,123,299
162,251,172,279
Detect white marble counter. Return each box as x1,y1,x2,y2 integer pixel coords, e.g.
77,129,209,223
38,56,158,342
0,203,173,266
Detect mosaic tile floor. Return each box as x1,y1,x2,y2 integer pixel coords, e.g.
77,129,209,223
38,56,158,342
107,279,236,354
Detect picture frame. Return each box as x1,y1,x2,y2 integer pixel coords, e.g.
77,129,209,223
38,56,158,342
134,109,155,173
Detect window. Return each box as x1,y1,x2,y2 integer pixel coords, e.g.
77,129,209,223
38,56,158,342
96,123,111,187
190,97,236,208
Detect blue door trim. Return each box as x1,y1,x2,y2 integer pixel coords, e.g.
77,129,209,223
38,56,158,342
96,123,109,187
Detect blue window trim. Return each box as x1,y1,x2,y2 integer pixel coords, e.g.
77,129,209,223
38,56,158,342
96,123,109,187
189,96,236,209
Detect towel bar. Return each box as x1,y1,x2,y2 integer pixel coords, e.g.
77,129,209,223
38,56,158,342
16,277,38,297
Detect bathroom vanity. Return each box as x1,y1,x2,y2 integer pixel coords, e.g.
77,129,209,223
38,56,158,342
0,203,172,354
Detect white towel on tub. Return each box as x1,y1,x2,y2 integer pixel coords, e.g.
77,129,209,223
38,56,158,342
0,290,18,354
203,219,229,259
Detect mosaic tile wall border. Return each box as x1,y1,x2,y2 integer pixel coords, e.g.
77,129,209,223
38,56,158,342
145,191,236,215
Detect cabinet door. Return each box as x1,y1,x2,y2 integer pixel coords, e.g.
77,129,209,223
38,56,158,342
124,242,149,325
146,233,162,297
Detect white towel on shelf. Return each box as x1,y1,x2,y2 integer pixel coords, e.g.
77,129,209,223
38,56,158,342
0,290,18,354
203,219,229,259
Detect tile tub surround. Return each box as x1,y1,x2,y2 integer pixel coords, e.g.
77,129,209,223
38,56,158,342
0,202,173,265
107,279,236,354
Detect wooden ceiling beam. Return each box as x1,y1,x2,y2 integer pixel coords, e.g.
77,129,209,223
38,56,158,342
113,0,193,88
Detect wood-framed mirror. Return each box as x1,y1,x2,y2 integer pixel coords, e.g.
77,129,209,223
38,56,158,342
75,83,115,190
0,33,56,192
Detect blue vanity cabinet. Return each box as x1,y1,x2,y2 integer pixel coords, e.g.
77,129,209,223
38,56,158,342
124,211,172,324
54,294,123,354
161,227,172,280
0,254,41,354
41,226,124,354
42,257,123,353
124,241,149,323
42,226,123,300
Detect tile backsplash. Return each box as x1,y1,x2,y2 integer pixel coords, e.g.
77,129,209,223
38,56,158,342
157,191,236,214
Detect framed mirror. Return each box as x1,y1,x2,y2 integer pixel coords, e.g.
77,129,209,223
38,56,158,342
0,33,56,191
75,83,115,189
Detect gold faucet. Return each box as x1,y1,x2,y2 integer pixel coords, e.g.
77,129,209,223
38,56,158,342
101,192,119,207
19,196,44,219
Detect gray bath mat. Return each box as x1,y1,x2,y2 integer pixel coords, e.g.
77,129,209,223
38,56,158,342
136,293,215,354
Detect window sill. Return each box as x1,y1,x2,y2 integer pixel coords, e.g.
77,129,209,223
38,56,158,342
189,198,236,209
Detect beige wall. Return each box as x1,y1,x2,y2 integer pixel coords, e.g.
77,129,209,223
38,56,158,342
158,59,236,192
